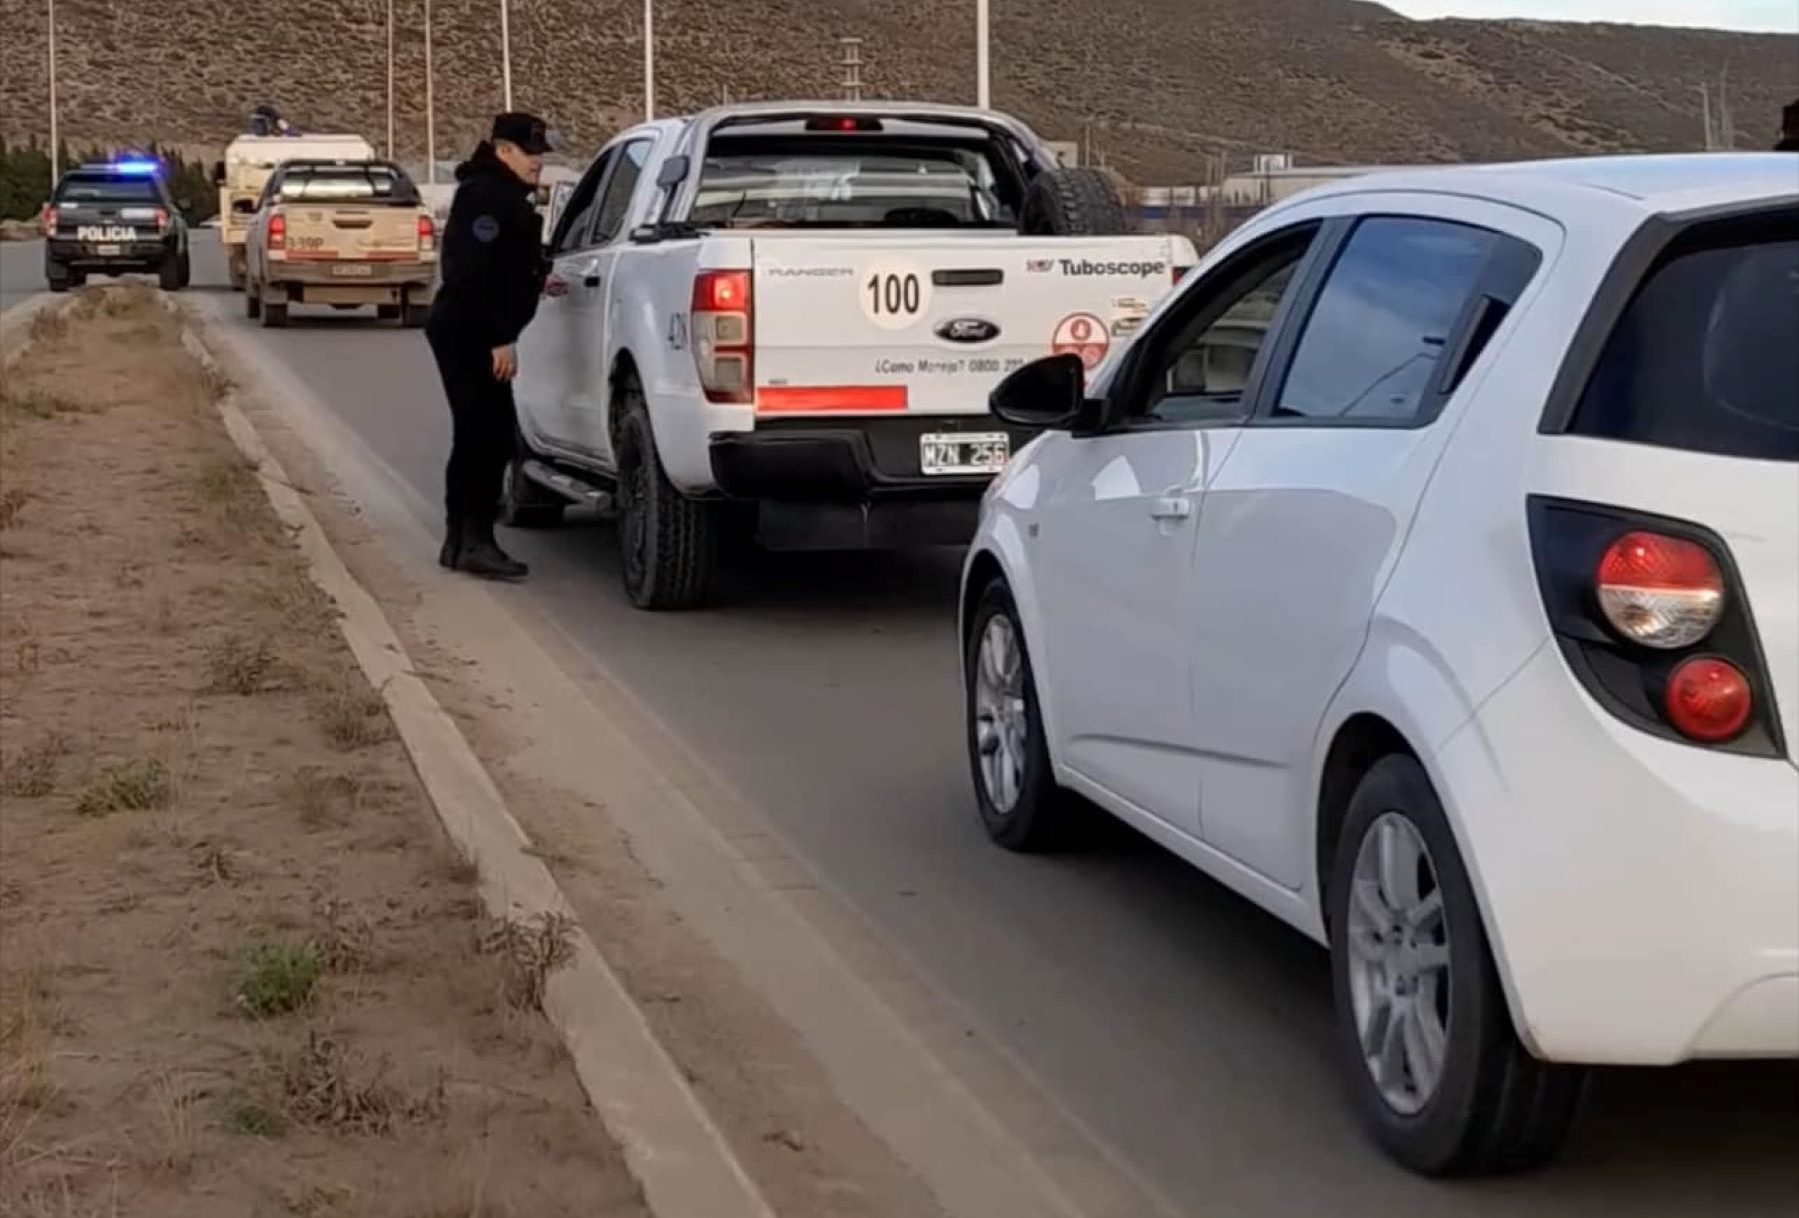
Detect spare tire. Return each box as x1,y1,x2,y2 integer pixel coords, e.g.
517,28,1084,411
1018,168,1130,236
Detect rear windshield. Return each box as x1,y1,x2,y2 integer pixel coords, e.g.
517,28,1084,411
689,136,1013,229
1570,217,1798,462
55,174,161,204
275,164,418,204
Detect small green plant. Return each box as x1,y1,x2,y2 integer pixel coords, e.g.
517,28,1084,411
223,1091,287,1137
73,758,170,816
202,632,277,695
477,912,577,1012
2,732,69,798
234,942,323,1018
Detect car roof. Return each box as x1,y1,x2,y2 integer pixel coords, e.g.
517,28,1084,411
1286,154,1799,222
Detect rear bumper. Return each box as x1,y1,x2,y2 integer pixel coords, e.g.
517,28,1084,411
707,416,1037,550
267,259,436,287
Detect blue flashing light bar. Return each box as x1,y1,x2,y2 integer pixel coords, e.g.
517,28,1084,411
110,159,161,175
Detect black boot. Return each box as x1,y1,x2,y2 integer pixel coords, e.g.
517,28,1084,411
438,517,464,570
456,519,528,581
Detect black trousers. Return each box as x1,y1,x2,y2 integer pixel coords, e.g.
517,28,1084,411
426,312,516,530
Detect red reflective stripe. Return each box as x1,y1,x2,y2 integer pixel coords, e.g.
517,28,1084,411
756,386,908,414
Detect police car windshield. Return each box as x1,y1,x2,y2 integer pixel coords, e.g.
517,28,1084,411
689,136,1013,229
276,165,418,204
55,175,160,204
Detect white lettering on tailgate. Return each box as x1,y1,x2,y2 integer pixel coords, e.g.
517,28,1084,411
76,225,137,242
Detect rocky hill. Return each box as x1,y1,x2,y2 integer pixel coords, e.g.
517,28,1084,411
1,0,1792,182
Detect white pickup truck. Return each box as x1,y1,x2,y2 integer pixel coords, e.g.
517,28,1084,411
510,101,1196,609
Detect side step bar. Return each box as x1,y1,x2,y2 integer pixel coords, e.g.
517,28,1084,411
521,459,615,514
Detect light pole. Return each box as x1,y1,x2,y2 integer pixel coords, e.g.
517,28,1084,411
385,0,395,158
47,0,59,184
500,0,514,111
643,0,655,120
424,0,436,183
976,0,990,110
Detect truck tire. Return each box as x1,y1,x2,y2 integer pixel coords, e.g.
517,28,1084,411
158,252,184,292
377,304,402,323
177,251,192,289
244,278,262,319
500,425,565,529
1018,168,1130,236
614,382,714,611
46,264,72,293
402,293,431,329
260,285,289,329
227,249,247,292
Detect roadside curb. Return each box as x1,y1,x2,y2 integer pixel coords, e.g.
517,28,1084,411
170,306,779,1218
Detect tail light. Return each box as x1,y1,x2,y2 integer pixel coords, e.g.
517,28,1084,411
417,213,436,253
691,270,752,404
1528,497,1783,755
152,207,169,230
1595,532,1723,649
1173,265,1193,286
40,204,57,236
267,212,287,253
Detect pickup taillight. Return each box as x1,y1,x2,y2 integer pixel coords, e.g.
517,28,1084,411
417,213,436,253
691,270,753,404
40,204,56,236
152,208,169,230
267,212,286,252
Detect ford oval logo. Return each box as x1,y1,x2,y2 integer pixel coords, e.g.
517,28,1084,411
936,317,1001,345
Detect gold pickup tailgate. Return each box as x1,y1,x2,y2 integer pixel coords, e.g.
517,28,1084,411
282,205,424,261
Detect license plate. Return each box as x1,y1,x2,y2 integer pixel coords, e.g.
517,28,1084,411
96,244,121,257
921,432,1010,476
331,263,375,277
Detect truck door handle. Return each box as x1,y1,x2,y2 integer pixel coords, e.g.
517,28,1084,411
583,272,602,289
1149,496,1192,521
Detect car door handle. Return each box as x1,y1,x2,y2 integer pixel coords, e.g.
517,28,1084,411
582,272,602,289
1149,496,1192,521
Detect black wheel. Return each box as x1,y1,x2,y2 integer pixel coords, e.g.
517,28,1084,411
1018,167,1130,236
177,252,192,289
260,287,288,329
46,265,72,293
614,383,714,611
244,279,262,319
376,304,402,322
500,426,565,529
158,252,183,292
227,250,247,292
1327,756,1585,1176
402,299,431,329
964,580,1078,851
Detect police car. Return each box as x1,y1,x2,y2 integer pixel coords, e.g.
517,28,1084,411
42,160,191,293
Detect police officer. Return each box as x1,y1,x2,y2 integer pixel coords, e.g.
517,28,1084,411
427,111,555,580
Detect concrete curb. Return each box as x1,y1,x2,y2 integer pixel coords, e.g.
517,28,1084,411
170,310,778,1218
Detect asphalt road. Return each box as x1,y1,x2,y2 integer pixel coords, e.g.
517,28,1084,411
1,238,48,315
81,236,1799,1215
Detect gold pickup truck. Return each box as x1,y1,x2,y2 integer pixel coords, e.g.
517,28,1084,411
243,159,436,329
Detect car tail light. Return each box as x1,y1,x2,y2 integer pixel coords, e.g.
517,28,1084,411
1664,657,1753,743
40,205,56,236
268,212,286,252
417,213,436,253
691,270,752,404
1595,531,1723,649
1527,496,1782,757
152,207,168,229
1173,265,1193,285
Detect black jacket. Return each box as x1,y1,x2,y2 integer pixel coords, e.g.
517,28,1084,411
435,142,547,348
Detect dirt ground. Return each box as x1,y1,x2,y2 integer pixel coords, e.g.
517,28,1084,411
0,287,648,1217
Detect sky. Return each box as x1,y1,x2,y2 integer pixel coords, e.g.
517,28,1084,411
1385,1,1799,33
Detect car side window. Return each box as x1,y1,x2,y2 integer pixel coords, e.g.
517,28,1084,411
1268,217,1499,426
589,140,653,246
1119,227,1319,428
551,148,616,255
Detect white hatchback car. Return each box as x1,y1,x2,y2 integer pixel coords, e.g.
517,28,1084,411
960,155,1798,1175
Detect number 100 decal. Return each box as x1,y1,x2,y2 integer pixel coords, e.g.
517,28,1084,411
859,258,934,331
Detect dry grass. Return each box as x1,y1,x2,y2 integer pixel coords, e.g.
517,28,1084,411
0,388,81,422
194,454,262,513
270,1030,408,1135
2,733,70,799
477,912,578,1013
0,487,27,530
27,308,70,346
147,1072,200,1175
201,632,278,695
72,758,170,817
314,678,393,751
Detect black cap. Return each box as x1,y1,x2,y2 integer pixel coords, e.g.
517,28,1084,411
491,111,556,155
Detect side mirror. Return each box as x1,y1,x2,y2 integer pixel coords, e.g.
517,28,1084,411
990,354,1090,429
656,154,690,191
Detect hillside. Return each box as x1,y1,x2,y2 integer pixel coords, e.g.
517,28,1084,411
0,0,1792,182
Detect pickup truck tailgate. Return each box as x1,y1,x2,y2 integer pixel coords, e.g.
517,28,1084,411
283,206,420,260
751,235,1183,415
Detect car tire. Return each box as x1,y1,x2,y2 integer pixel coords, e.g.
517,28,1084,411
46,265,72,293
1018,167,1130,236
244,279,262,319
614,381,714,611
177,252,192,290
964,580,1078,852
1327,755,1585,1177
260,286,288,330
158,252,183,292
227,251,247,292
500,425,565,529
402,295,431,329
376,304,402,323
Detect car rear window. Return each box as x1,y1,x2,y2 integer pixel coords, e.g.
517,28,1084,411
55,175,160,204
1570,217,1798,462
689,136,1013,229
276,164,418,204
